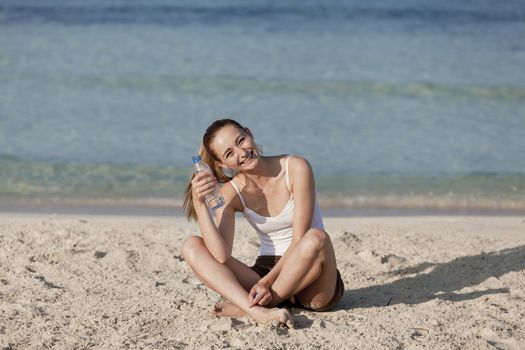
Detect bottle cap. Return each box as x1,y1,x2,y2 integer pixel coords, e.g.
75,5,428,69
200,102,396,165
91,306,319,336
192,155,201,164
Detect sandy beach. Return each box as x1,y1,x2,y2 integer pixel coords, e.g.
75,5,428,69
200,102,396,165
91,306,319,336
1,213,524,349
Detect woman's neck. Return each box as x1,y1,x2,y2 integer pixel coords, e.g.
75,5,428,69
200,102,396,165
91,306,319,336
241,155,282,186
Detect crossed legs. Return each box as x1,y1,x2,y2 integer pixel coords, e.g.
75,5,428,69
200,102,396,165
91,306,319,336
181,228,338,323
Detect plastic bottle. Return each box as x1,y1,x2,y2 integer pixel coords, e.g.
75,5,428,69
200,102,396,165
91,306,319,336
192,155,225,210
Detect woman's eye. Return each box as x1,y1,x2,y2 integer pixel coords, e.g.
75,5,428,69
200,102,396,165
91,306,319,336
239,137,245,144
226,152,232,158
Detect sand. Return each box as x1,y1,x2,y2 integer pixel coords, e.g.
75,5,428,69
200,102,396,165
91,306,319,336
1,213,524,349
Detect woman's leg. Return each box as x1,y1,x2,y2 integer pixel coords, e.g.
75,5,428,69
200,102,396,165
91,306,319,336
212,228,339,312
212,254,261,317
181,236,293,326
269,228,338,310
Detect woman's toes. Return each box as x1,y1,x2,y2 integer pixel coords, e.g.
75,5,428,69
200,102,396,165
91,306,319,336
210,302,223,316
280,309,294,329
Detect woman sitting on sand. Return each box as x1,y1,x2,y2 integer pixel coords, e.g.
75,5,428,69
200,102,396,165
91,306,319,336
182,119,344,326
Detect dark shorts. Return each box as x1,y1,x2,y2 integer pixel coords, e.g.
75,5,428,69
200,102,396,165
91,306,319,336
250,255,345,312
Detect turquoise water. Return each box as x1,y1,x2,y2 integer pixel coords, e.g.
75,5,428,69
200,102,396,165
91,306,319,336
2,156,524,211
1,1,524,207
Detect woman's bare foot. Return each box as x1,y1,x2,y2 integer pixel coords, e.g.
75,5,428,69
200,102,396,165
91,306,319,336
211,301,246,318
254,307,294,329
211,302,294,328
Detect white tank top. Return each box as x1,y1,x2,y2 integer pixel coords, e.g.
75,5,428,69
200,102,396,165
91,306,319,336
229,156,324,256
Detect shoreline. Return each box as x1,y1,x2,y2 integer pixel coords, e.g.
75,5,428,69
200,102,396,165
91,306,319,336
2,195,525,217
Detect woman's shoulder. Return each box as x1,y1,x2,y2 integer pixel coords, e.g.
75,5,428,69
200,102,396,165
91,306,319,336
285,155,314,194
286,154,312,172
219,179,244,212
270,154,310,167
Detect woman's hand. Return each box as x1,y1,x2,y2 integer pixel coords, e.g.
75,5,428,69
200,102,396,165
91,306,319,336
191,171,218,204
248,281,273,307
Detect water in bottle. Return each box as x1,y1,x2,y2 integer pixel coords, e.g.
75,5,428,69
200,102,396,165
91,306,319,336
192,155,225,210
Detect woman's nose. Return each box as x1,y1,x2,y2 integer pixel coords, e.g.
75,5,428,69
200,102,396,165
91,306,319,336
234,146,248,154
233,147,249,160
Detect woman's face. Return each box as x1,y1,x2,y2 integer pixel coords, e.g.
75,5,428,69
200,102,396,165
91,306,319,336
210,124,258,170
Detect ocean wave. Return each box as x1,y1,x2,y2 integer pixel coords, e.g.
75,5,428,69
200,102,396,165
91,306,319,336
0,155,191,197
1,3,524,26
2,156,524,202
17,74,525,101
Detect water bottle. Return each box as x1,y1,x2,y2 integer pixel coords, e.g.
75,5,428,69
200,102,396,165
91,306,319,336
192,155,225,210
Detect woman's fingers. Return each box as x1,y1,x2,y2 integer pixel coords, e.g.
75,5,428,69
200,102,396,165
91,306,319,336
250,292,263,307
248,284,272,307
192,173,216,188
192,172,218,200
248,288,257,304
193,171,212,182
195,178,217,190
258,293,272,306
248,287,263,307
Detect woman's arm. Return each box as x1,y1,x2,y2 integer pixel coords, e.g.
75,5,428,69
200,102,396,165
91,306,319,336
192,172,240,263
248,156,315,305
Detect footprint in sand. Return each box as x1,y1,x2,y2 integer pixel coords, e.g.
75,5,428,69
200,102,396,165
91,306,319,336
94,251,107,259
380,254,407,269
338,231,362,250
409,327,429,342
357,250,380,264
476,328,521,350
357,250,407,270
201,318,235,332
311,318,339,329
126,250,140,271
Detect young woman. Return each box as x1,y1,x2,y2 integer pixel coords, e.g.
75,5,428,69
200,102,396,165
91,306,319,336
182,119,344,327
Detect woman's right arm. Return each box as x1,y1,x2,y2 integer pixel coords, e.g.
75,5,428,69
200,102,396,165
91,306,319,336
192,172,238,263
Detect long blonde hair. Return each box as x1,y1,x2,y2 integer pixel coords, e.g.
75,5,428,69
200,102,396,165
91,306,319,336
183,119,249,221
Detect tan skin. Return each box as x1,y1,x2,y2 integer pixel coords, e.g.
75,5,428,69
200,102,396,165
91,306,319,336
182,124,339,326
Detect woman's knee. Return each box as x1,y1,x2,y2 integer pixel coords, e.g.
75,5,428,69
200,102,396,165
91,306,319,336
299,229,329,259
181,236,205,264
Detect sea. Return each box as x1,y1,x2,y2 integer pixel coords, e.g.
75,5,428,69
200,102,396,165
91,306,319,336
1,0,525,214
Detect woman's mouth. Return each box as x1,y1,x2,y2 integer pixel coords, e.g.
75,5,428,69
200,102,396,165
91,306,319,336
240,150,254,165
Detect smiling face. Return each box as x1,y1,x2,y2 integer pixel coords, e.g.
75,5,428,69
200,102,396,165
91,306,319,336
209,124,259,171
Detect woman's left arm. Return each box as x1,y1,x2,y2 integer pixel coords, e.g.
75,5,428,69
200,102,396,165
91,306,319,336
287,156,316,241
249,156,315,306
